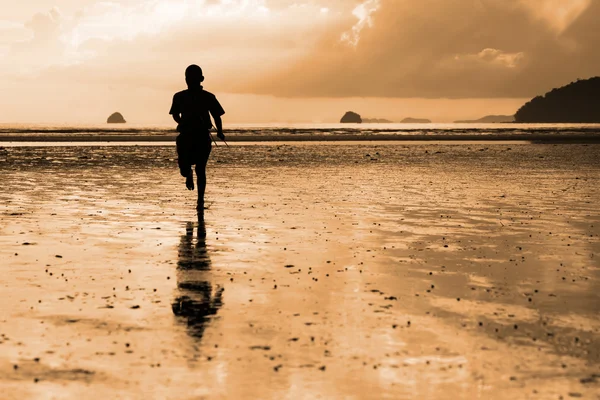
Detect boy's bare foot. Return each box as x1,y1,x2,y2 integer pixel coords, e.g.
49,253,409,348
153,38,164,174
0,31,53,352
185,171,194,190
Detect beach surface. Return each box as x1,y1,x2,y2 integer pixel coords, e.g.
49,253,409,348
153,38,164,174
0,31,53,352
0,142,599,399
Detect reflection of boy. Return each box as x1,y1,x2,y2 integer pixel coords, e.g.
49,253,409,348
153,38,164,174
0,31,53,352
169,65,225,215
172,221,224,340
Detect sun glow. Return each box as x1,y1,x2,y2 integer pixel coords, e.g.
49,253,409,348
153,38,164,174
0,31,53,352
66,0,272,47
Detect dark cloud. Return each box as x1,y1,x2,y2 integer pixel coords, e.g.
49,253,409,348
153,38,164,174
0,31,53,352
243,0,600,98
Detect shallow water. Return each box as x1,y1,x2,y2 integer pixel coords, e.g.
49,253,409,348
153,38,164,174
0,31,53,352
1,122,600,138
0,143,599,399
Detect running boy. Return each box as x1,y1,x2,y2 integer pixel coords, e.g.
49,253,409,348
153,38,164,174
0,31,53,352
169,65,225,218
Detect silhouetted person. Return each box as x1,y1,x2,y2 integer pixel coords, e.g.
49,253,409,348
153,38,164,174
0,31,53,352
172,221,223,341
170,65,225,219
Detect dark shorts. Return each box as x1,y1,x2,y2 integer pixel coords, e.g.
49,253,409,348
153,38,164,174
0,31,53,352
176,133,212,177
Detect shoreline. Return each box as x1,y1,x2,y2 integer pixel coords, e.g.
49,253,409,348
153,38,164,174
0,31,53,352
1,133,600,144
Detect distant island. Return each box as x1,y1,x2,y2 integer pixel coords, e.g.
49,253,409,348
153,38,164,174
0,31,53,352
363,118,393,123
107,112,126,124
454,115,515,123
340,111,362,123
515,77,600,123
341,112,394,123
401,117,431,123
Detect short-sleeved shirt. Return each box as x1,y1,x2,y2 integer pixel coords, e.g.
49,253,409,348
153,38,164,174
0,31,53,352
169,86,225,131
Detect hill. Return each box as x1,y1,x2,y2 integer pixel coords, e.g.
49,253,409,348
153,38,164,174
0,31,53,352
363,118,393,123
401,117,431,123
515,77,600,123
455,115,514,123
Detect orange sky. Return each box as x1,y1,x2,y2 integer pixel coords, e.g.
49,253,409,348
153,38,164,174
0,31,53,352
0,0,598,124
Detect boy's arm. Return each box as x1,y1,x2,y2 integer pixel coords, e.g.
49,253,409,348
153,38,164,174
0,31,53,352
214,115,224,140
210,95,225,140
169,94,182,126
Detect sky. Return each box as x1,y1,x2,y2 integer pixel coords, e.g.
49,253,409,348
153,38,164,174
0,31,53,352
0,0,598,124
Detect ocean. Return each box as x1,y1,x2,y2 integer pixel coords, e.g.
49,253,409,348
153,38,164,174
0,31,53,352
1,122,600,142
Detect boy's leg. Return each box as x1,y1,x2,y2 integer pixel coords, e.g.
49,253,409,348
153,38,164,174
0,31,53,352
195,160,208,211
185,170,194,191
176,135,194,190
195,143,212,216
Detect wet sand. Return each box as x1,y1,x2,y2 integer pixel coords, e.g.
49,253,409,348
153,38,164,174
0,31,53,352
0,143,599,399
1,133,600,143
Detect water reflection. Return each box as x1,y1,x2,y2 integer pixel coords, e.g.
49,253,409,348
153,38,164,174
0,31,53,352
172,221,223,340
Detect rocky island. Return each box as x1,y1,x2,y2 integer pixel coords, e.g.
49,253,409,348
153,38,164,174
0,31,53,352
454,115,515,123
363,118,393,123
515,77,600,123
340,112,394,123
107,112,127,124
340,111,362,123
401,117,431,123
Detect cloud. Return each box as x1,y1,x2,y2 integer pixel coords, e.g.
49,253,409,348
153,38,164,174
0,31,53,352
1,0,598,103
0,20,30,57
244,0,599,98
68,0,274,46
16,0,350,94
456,48,526,69
341,0,381,47
517,0,592,33
25,7,62,45
1,8,70,77
0,20,30,43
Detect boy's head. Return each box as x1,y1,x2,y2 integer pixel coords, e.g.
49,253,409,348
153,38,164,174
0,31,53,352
185,64,204,87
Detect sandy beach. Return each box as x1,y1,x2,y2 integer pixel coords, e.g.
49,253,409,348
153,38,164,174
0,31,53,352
0,142,599,399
